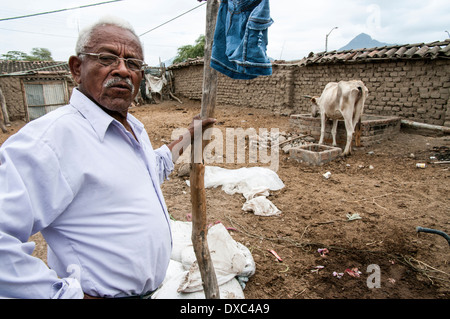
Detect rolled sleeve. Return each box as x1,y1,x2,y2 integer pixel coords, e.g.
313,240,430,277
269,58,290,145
154,144,174,184
51,278,84,299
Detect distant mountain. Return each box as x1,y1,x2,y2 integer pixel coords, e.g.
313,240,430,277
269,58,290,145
161,57,175,67
339,33,392,51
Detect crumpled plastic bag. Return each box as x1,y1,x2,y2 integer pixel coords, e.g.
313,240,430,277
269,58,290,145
187,166,284,216
242,196,281,216
177,222,250,293
152,220,255,299
151,262,245,299
203,166,284,197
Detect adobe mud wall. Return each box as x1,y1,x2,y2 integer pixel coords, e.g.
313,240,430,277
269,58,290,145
0,77,27,121
0,75,76,121
170,58,450,127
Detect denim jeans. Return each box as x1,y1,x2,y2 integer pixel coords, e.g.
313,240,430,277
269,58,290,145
211,0,274,80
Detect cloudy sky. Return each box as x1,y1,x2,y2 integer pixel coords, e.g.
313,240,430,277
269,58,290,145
1,0,449,66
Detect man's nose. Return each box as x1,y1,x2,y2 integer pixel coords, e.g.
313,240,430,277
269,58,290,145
112,58,131,75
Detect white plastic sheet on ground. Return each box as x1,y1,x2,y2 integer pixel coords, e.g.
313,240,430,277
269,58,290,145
187,166,285,216
152,220,255,299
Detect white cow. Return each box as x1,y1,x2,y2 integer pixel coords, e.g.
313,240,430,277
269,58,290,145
310,80,368,156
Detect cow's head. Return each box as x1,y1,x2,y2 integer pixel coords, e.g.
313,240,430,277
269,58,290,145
310,96,320,117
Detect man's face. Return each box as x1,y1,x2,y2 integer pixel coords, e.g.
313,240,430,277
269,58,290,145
70,25,144,115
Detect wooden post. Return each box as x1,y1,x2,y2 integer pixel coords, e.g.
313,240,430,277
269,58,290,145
189,0,220,299
0,87,8,133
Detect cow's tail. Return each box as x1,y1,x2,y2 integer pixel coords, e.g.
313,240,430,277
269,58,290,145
353,84,367,146
353,84,367,126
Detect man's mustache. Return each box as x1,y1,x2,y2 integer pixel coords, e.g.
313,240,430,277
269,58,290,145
104,77,135,95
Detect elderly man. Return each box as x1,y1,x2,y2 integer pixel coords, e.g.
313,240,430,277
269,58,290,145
0,17,214,299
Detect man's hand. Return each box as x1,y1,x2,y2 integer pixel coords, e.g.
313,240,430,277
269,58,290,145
167,115,216,163
187,115,217,140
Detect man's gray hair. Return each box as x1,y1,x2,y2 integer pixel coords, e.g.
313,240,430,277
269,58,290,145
75,16,143,55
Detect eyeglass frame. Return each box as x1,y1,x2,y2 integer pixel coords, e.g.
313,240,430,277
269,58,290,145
78,52,147,71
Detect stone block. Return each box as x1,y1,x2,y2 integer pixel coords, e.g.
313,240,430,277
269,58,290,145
289,144,342,166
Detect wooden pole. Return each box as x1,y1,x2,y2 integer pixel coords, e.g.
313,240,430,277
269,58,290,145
0,87,8,133
190,0,220,299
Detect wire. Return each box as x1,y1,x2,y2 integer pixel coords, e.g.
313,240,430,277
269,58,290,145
139,1,206,37
0,27,77,39
1,1,207,72
0,0,124,22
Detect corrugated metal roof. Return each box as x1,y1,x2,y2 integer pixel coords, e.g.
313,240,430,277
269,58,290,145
297,40,450,66
0,60,70,76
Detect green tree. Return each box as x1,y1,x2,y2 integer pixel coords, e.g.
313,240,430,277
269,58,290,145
173,35,205,64
1,50,28,60
1,48,53,61
28,48,53,61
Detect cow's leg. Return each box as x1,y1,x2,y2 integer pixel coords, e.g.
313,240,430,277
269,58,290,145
318,113,326,145
342,117,354,156
331,120,338,146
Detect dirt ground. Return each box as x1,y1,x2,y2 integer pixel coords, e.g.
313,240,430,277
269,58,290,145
2,98,449,299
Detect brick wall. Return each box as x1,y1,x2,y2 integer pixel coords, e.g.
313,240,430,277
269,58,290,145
293,60,450,126
170,58,450,127
290,114,401,147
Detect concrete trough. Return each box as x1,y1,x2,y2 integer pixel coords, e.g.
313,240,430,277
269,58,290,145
290,114,402,147
289,144,342,166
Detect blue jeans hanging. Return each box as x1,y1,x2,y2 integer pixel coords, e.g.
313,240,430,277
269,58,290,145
211,0,274,80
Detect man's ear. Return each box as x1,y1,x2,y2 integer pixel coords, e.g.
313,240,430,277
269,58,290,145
69,55,82,84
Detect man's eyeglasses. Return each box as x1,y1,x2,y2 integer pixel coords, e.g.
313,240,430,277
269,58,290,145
79,52,147,71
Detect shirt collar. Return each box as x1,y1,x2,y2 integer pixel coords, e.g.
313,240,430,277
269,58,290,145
70,88,144,142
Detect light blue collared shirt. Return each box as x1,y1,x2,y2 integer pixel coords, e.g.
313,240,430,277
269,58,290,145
0,89,174,298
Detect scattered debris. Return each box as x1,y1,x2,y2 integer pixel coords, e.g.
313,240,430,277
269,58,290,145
249,130,286,150
431,146,450,162
268,249,283,262
273,132,317,154
346,213,362,221
279,265,290,273
311,265,325,273
345,267,362,278
317,248,329,258
333,271,344,279
388,278,396,284
323,171,332,179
